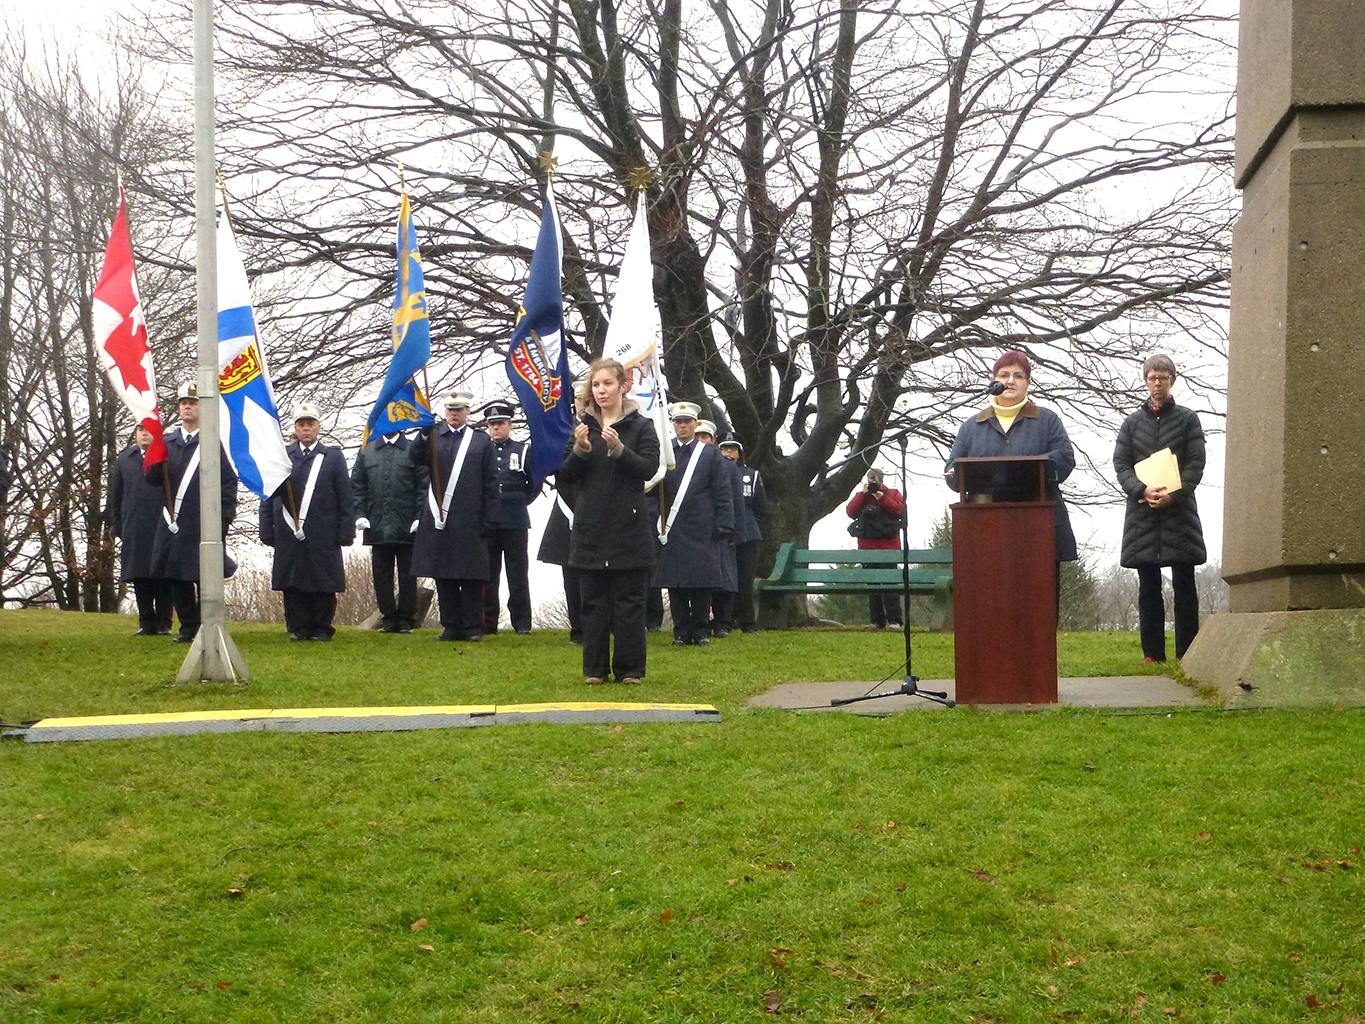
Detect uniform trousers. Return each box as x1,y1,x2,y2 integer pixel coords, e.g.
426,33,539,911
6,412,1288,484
370,543,417,630
1137,563,1199,661
711,589,735,633
734,541,760,630
435,578,485,638
483,528,531,632
562,567,583,643
669,587,712,643
579,567,649,679
131,578,173,633
284,589,337,639
646,587,664,630
168,580,200,639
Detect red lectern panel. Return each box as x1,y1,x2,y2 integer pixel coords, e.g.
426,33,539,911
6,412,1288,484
951,501,1058,704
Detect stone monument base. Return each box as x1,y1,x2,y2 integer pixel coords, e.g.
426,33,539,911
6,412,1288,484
1180,609,1365,706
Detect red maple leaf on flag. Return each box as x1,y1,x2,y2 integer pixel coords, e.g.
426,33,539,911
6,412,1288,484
93,192,165,471
93,200,151,394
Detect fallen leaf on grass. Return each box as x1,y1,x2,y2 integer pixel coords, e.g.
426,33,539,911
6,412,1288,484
971,868,995,885
574,915,589,926
725,878,739,886
1064,955,1085,968
227,888,244,898
861,898,882,906
1162,1009,1178,1017
1083,763,1096,772
1195,832,1212,843
1288,953,1303,963
215,981,232,990
366,821,384,828
767,861,796,872
658,909,674,923
768,948,791,969
410,918,428,933
896,883,907,892
418,944,435,953
1211,973,1226,985
1305,994,1321,1008
612,724,624,734
762,990,783,1014
47,975,59,983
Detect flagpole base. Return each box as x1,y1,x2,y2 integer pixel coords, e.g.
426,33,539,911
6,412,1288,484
176,623,250,685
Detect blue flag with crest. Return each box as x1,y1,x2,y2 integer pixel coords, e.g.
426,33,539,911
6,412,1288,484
506,177,573,491
366,191,435,439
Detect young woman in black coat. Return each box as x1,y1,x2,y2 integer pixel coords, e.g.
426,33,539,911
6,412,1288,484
557,358,661,684
1113,354,1207,662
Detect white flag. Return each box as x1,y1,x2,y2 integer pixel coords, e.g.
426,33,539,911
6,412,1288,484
215,202,293,500
602,197,673,486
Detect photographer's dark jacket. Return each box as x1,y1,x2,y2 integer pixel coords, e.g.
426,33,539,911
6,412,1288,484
846,486,905,551
1113,398,1207,567
556,405,660,572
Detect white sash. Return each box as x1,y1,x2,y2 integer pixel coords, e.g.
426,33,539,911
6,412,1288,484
658,442,702,546
162,446,201,536
288,449,327,540
556,490,575,528
427,428,474,530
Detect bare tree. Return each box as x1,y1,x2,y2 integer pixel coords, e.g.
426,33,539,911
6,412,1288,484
0,32,194,608
133,0,1234,580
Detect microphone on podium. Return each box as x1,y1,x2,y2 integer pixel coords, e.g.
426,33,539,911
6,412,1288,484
987,381,1006,396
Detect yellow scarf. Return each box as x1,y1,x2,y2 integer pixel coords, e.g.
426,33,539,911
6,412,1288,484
990,396,1024,433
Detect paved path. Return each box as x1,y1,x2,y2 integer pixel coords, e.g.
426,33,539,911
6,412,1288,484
747,676,1205,714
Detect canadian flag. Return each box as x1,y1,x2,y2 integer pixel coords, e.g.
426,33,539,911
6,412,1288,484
93,191,166,472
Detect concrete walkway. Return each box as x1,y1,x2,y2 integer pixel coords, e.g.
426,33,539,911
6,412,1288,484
747,676,1206,714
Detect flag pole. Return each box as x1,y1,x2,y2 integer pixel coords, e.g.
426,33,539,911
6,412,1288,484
179,0,247,684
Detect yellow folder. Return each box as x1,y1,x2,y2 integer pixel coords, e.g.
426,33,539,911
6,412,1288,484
1133,447,1182,493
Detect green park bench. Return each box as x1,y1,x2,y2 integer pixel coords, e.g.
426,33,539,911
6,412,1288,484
756,545,954,630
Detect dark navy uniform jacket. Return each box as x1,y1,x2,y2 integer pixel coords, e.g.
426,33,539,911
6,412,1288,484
489,436,533,530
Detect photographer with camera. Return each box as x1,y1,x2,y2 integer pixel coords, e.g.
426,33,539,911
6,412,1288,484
845,468,905,629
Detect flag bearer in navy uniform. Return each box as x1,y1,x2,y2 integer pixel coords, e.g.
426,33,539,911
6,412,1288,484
351,427,426,633
481,401,535,634
148,382,239,643
259,403,355,641
695,419,739,637
107,423,172,635
654,402,734,646
411,390,499,641
719,438,767,632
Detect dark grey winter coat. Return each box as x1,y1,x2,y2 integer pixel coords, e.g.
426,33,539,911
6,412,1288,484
944,401,1078,562
148,428,239,581
716,454,742,592
259,443,356,592
557,407,660,572
410,425,499,580
350,433,427,546
1113,399,1207,567
653,437,736,588
108,444,163,580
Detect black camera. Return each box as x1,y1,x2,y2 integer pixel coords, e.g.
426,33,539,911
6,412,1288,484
867,481,882,494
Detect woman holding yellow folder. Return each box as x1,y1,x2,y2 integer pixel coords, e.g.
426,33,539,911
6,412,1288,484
1113,354,1207,663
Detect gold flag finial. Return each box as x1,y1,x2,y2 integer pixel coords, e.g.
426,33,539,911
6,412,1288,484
538,150,559,177
627,165,652,191
397,161,407,192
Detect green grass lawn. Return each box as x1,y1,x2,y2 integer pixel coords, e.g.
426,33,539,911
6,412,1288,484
2,610,1363,1023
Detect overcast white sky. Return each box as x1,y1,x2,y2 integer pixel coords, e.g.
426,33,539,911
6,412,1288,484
7,0,1233,612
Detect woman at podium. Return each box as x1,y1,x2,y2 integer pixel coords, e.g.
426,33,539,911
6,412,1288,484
943,350,1078,567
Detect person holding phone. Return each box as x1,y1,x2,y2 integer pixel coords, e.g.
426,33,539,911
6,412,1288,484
557,358,661,684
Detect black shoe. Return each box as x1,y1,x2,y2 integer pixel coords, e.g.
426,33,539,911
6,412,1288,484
155,627,174,636
310,631,334,642
740,626,759,634
569,632,583,645
693,635,710,647
132,627,152,637
714,628,731,638
437,628,459,641
514,626,531,635
671,636,687,647
646,625,661,633
173,633,195,644
459,632,483,642
379,621,399,634
289,632,309,642
397,626,413,634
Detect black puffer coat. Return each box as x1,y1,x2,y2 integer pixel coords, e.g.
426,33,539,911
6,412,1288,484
557,406,660,572
350,433,427,546
1113,399,1207,567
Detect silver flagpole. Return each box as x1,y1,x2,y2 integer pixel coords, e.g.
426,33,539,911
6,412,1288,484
179,0,248,683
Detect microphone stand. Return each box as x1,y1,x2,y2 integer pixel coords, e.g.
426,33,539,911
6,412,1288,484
828,383,1004,710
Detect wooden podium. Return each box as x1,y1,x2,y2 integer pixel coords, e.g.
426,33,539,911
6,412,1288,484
951,456,1058,704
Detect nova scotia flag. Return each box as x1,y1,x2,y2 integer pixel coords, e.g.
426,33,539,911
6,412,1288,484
216,203,292,500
